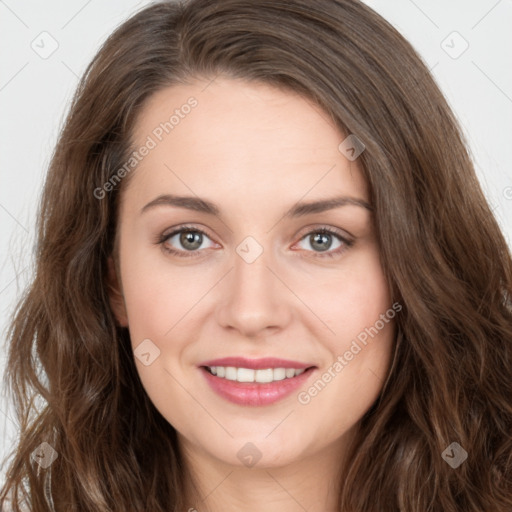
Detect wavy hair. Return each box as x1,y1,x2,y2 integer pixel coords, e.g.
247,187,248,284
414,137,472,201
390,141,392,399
1,0,511,510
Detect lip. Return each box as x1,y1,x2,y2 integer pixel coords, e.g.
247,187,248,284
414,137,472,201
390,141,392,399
198,357,317,407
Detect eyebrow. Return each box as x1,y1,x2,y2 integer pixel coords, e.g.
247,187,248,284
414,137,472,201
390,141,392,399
140,194,373,217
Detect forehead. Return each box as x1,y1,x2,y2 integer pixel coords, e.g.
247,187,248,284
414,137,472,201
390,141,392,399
124,77,369,212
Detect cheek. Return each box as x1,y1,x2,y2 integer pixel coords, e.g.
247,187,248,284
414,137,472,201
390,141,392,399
118,246,204,431
119,243,209,342
298,307,396,440
302,246,391,339
302,334,394,445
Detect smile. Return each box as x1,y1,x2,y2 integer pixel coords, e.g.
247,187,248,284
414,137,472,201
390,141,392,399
199,357,316,406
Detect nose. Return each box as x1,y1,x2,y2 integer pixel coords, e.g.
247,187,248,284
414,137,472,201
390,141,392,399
215,240,293,338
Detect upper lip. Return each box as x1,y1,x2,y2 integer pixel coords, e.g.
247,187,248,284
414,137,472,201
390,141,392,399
199,357,315,370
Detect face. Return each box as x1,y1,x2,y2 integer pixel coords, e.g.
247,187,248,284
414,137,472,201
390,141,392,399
108,77,396,471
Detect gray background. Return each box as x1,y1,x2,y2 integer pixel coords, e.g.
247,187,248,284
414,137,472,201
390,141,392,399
1,0,511,487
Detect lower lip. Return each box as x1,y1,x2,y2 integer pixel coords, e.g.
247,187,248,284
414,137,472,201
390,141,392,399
200,367,315,406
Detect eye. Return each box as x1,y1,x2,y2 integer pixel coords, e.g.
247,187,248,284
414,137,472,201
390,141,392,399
156,225,217,258
155,225,353,260
293,227,353,259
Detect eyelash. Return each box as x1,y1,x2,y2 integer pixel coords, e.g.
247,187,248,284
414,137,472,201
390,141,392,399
154,224,354,260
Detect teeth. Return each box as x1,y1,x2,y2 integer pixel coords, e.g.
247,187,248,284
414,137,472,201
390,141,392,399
225,367,237,380
237,368,255,382
206,366,307,383
273,368,286,381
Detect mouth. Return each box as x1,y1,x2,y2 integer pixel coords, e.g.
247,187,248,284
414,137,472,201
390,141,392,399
198,357,317,406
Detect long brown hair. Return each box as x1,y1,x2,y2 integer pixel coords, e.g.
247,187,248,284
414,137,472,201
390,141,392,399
1,0,511,510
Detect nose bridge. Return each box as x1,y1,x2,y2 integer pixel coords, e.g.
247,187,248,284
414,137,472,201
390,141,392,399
234,235,273,293
232,233,280,306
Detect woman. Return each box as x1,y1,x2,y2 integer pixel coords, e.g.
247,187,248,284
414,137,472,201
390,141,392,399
1,0,511,510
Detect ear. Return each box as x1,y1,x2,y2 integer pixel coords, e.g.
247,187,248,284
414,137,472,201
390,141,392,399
107,256,129,327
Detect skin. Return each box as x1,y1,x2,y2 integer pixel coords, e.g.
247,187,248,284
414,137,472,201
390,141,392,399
108,77,396,512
